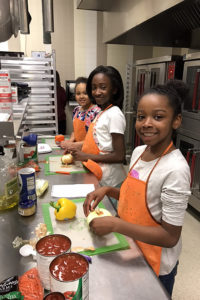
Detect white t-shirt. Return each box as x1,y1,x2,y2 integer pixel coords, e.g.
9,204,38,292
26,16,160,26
129,145,191,275
94,106,126,187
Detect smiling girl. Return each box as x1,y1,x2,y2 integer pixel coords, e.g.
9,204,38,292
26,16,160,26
83,80,191,296
60,77,101,151
71,66,127,189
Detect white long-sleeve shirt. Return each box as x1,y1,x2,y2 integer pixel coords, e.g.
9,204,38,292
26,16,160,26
129,145,191,275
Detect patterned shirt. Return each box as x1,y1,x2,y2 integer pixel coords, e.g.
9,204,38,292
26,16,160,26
72,105,101,132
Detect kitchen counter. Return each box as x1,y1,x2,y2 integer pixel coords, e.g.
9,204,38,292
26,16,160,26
0,144,170,300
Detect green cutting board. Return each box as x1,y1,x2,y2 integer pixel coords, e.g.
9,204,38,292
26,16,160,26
42,198,129,256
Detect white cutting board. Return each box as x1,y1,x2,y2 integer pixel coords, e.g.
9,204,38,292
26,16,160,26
49,155,86,173
49,202,118,250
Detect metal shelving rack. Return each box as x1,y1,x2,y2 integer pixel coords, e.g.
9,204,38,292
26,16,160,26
0,50,58,135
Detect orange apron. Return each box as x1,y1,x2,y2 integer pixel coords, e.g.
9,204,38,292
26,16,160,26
118,141,173,276
82,105,112,181
73,105,93,142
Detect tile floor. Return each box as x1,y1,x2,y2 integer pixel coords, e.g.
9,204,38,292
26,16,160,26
172,206,200,300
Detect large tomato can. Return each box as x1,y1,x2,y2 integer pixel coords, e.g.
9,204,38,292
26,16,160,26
36,234,71,290
49,253,89,300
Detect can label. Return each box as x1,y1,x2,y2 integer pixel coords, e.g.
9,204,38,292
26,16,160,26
50,273,89,300
23,144,38,163
18,168,37,207
5,177,19,198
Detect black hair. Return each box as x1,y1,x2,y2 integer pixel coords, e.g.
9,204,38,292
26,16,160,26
56,71,61,87
86,65,124,110
75,77,88,91
140,80,189,117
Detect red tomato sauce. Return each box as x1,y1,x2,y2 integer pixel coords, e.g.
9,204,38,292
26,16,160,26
36,234,71,256
50,253,89,281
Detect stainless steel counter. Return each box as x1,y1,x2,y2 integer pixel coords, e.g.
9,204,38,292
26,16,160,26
0,146,170,300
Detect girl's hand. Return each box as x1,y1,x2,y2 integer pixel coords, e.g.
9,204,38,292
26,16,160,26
70,149,88,161
83,187,108,216
60,140,73,149
67,143,83,152
90,216,117,236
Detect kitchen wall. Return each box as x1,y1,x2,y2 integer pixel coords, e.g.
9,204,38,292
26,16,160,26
51,0,75,86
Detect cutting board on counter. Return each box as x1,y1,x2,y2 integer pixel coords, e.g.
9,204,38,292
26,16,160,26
41,137,69,149
45,155,88,175
42,198,129,256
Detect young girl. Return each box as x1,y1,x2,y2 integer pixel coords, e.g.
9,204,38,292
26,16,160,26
70,65,127,188
83,80,191,296
60,77,101,151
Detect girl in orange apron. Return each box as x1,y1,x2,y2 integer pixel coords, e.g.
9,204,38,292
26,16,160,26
70,66,127,189
60,77,101,151
83,80,191,296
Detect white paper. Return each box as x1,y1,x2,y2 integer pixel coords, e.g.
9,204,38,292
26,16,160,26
37,143,52,153
0,113,10,121
51,184,95,198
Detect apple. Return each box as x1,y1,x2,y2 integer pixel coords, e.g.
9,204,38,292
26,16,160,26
86,208,112,225
61,154,73,165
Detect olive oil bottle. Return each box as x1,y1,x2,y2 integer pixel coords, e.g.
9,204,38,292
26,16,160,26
0,146,19,210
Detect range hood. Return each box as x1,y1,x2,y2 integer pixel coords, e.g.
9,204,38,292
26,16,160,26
108,0,200,48
77,0,113,11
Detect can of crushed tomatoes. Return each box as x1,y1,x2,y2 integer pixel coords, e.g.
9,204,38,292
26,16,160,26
36,234,71,291
49,253,89,300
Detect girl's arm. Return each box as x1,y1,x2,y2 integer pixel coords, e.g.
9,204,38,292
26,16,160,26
91,217,182,248
71,133,125,163
69,132,75,142
60,132,75,149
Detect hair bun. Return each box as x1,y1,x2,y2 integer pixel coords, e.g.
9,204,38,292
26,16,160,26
166,80,189,103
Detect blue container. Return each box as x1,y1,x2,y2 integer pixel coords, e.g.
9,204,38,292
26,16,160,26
18,167,37,215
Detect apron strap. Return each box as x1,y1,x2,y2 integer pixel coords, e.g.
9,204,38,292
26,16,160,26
146,141,173,184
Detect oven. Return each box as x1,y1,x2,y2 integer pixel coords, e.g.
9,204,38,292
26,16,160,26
134,55,183,107
182,52,200,113
177,52,200,212
132,55,183,149
176,130,200,213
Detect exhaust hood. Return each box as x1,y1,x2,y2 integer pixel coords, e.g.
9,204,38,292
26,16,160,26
107,0,200,48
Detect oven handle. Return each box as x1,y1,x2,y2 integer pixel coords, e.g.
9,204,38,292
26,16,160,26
141,73,145,95
198,93,200,111
192,71,200,110
190,152,196,188
139,73,143,96
186,150,190,164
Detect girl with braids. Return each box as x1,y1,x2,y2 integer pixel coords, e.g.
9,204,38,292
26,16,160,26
83,80,191,296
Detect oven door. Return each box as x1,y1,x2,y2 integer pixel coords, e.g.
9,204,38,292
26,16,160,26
176,133,200,212
183,60,200,112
